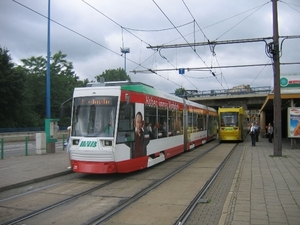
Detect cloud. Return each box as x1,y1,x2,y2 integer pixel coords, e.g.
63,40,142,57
1,0,300,93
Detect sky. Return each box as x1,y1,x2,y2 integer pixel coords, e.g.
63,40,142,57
1,0,300,94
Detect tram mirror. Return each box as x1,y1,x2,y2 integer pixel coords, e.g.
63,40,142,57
59,97,72,119
59,106,64,118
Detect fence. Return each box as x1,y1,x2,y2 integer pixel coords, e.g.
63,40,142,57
0,131,68,159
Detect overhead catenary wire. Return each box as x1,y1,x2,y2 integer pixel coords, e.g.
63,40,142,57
181,0,209,42
12,0,185,88
122,20,195,32
150,1,273,90
131,61,300,73
250,59,272,86
81,0,187,86
82,0,192,87
280,0,300,12
152,0,222,91
82,0,200,74
159,2,272,46
215,2,269,41
82,0,151,47
182,0,227,89
12,0,299,92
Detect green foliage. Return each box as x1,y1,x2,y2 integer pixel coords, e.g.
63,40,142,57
175,87,186,97
95,68,131,82
0,48,83,128
0,47,26,127
0,49,133,129
22,51,79,127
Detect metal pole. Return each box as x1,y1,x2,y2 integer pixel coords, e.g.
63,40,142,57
124,53,126,73
1,138,3,159
63,134,65,150
272,0,282,156
46,0,51,118
25,136,28,156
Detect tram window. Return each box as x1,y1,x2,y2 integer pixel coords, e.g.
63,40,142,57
188,112,193,133
179,111,183,134
169,110,182,136
158,107,168,138
145,105,157,139
192,113,198,132
118,102,134,129
203,114,207,130
208,115,213,130
169,110,175,136
198,114,203,131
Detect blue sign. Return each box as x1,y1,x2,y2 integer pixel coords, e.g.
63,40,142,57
179,68,185,74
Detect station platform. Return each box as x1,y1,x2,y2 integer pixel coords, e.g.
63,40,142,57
0,137,299,224
0,147,71,192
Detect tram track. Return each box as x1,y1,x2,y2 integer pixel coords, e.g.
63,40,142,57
174,143,238,225
0,141,236,225
1,176,124,225
90,142,237,225
88,142,221,225
0,173,128,225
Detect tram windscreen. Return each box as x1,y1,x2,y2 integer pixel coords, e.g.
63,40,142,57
220,112,238,127
71,96,118,137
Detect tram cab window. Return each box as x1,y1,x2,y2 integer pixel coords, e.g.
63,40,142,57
221,112,238,126
72,96,117,137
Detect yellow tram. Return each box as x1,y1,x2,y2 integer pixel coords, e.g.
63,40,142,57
218,106,249,142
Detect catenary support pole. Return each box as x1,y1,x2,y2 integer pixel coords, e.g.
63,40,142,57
272,0,282,156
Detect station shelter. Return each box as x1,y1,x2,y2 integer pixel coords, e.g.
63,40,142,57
259,74,300,144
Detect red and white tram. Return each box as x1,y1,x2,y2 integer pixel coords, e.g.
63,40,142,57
68,82,218,174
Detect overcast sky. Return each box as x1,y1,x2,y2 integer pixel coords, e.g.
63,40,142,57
1,0,300,93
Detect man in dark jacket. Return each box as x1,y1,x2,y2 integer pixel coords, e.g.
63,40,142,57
133,111,150,158
253,121,261,142
249,123,256,146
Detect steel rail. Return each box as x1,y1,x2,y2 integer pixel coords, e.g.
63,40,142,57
174,143,238,225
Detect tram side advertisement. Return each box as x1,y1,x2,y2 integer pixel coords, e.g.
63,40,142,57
288,107,300,138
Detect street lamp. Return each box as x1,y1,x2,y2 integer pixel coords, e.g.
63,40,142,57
120,47,130,73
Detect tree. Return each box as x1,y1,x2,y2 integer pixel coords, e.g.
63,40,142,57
20,51,80,127
21,56,47,126
95,68,131,82
175,87,186,97
0,47,26,127
0,49,93,128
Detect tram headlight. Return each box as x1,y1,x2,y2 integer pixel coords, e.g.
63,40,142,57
104,140,112,146
72,139,80,145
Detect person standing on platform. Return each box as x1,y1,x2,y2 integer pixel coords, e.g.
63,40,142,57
66,126,72,170
267,123,273,143
254,121,261,142
249,123,256,146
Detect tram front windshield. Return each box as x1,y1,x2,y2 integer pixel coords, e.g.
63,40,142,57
220,112,238,127
71,96,118,137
